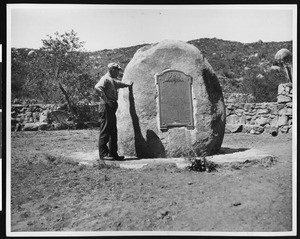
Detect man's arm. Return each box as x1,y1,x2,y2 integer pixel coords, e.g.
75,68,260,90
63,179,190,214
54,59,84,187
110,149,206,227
95,79,109,103
114,80,133,89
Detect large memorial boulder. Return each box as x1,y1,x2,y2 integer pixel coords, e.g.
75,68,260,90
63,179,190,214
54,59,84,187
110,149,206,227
117,40,226,158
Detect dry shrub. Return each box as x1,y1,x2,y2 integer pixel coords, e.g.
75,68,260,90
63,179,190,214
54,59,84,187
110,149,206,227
185,156,218,172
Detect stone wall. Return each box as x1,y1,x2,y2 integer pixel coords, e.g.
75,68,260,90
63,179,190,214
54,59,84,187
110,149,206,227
11,103,100,131
225,83,293,134
11,83,293,135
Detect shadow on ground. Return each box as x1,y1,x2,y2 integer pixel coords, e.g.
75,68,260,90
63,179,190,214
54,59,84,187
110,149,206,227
216,147,249,155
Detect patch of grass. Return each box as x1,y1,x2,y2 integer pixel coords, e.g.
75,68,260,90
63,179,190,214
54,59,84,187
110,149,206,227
259,156,277,167
142,162,183,173
221,156,277,171
44,153,79,166
95,160,120,170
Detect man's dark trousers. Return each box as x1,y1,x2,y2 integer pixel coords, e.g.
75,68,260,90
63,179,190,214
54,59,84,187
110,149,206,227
98,101,119,158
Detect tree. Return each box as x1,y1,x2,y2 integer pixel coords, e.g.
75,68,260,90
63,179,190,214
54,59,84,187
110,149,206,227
22,30,96,114
19,49,61,103
40,30,87,110
11,30,98,122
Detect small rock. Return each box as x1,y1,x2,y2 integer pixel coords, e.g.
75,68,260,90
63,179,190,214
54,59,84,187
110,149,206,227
280,126,290,133
277,84,286,95
27,221,34,226
255,117,269,126
225,124,243,133
257,109,269,114
22,123,39,131
278,108,292,116
277,115,288,127
277,95,292,103
157,209,170,219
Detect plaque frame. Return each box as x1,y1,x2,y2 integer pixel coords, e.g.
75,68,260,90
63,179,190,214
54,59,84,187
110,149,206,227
155,69,194,131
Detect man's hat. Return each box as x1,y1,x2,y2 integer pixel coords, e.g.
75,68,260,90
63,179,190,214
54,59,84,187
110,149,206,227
108,62,123,71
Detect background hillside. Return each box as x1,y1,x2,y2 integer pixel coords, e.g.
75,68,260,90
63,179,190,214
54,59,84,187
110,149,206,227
11,38,292,104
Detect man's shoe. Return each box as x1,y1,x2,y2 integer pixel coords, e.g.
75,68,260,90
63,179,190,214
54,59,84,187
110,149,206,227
100,152,108,158
112,155,125,161
103,156,114,160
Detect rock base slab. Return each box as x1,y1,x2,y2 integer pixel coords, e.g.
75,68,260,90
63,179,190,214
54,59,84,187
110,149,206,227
69,148,275,170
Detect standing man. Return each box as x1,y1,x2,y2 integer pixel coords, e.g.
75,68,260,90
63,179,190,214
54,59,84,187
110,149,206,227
95,63,133,161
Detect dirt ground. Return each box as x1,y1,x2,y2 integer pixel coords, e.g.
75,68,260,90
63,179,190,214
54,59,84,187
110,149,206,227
10,129,294,233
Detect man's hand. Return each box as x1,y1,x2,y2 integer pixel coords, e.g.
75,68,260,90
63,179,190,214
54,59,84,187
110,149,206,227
127,81,133,88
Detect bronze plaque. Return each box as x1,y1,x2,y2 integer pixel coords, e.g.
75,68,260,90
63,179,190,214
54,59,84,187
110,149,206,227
155,69,194,131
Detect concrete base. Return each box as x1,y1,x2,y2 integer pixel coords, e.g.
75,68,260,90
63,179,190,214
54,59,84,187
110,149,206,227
69,147,275,170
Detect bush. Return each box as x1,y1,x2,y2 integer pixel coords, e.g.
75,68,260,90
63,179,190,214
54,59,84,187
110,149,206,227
186,156,218,172
241,67,287,102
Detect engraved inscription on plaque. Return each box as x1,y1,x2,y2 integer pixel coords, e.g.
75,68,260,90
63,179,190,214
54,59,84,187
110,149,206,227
155,69,194,131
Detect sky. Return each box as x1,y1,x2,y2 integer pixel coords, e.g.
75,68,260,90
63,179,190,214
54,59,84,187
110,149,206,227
8,4,296,52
